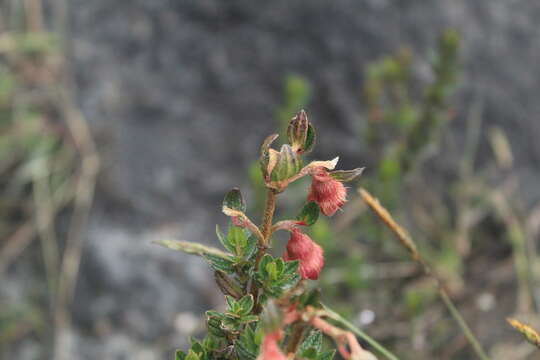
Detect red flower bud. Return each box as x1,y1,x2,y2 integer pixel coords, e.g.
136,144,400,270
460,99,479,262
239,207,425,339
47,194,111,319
283,228,324,280
307,167,347,216
257,331,286,360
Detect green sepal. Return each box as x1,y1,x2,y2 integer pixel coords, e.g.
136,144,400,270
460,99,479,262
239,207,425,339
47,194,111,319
304,123,316,153
270,144,303,182
260,134,279,178
296,202,320,226
329,168,365,182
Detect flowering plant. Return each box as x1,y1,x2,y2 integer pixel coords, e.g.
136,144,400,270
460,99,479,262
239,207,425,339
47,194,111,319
159,110,378,360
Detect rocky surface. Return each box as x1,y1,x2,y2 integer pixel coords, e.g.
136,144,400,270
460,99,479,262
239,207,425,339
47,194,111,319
13,1,540,359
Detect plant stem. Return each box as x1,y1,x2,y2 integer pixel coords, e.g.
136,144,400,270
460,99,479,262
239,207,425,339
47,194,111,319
286,322,306,355
251,188,277,313
438,288,490,360
322,305,400,360
261,189,277,243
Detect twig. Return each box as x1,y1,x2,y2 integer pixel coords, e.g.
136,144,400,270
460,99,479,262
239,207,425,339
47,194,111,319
359,188,490,360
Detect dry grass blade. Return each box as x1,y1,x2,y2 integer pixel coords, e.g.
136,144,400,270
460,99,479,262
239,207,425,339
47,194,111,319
358,188,419,261
359,187,490,360
507,319,540,350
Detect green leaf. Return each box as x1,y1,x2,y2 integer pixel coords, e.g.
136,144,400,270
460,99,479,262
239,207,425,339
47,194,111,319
296,202,320,226
240,314,259,324
329,168,365,182
237,295,254,315
258,254,273,277
225,295,236,311
298,288,322,308
243,234,258,261
189,339,204,354
228,225,249,256
300,348,318,359
236,325,259,360
223,188,246,212
299,330,323,353
175,350,187,360
204,254,235,273
185,350,200,360
318,349,336,360
278,273,301,291
216,224,233,253
284,260,300,275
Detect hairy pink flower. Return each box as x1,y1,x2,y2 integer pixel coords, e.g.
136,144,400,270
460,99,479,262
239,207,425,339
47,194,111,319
283,228,324,280
257,331,286,360
307,167,347,216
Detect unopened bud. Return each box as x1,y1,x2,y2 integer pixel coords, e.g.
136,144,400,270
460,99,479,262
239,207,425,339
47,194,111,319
270,144,303,182
287,109,316,154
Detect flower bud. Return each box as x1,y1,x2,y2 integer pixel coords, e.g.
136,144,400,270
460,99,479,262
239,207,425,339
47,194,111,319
270,144,303,182
257,331,286,360
307,167,347,216
287,109,316,154
283,228,324,280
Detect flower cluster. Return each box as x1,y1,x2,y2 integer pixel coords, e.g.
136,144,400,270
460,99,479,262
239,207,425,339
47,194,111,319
164,110,369,360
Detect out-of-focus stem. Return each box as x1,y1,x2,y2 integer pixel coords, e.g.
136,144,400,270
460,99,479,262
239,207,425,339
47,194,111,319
359,188,490,360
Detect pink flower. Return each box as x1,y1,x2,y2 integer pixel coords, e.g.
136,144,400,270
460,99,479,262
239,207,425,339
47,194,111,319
283,228,324,280
307,167,347,216
257,331,286,360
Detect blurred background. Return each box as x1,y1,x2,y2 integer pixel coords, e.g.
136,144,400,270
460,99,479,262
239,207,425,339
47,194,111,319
2,1,540,359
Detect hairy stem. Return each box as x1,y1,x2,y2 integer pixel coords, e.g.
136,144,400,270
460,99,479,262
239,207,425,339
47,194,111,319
286,322,307,355
251,188,278,313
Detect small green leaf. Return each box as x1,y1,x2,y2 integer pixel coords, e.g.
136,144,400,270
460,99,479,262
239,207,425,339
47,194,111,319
259,254,273,277
185,350,200,360
298,288,322,308
266,262,278,281
284,260,300,275
227,225,249,257
318,349,336,360
299,330,323,353
237,295,254,315
216,224,233,253
296,202,320,226
240,314,259,324
300,348,318,359
243,234,258,261
223,188,246,212
175,350,187,360
225,295,236,311
329,168,365,182
204,254,235,273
